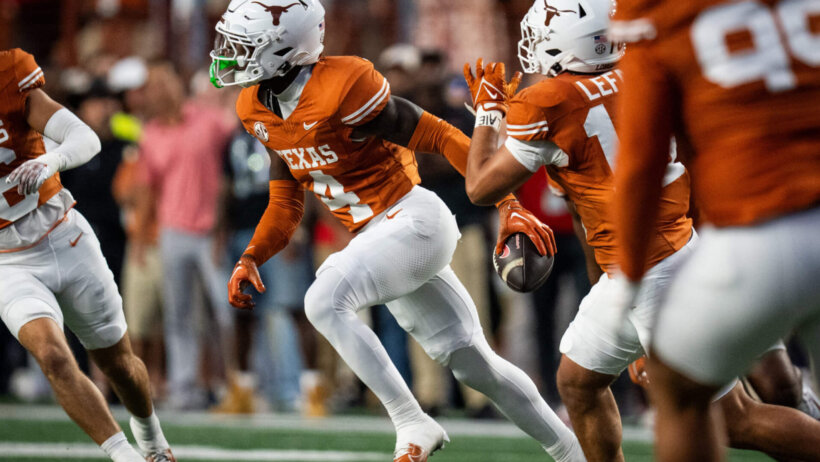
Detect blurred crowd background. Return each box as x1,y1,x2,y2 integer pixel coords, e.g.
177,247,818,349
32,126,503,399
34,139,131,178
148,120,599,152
0,0,646,423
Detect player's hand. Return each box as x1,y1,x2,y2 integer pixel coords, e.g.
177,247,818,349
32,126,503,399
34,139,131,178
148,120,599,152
496,199,556,257
228,254,266,310
463,58,523,115
628,356,650,389
6,159,54,195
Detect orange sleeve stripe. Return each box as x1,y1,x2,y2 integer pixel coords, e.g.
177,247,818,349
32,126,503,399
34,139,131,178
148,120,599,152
244,180,305,265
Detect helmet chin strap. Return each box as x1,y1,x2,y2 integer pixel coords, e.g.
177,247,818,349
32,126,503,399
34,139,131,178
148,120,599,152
265,64,304,95
547,53,580,77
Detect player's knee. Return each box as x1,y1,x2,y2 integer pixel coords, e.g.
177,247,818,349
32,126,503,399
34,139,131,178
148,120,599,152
449,346,497,392
556,356,612,405
34,344,78,383
303,283,330,328
97,352,140,382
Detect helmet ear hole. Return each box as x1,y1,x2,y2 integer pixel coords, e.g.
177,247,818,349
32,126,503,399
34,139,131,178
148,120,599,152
546,49,562,56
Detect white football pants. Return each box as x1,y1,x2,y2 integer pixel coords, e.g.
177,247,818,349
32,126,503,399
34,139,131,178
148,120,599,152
304,186,583,461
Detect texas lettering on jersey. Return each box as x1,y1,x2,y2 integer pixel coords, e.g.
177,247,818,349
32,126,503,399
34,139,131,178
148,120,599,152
612,0,820,226
274,144,338,170
0,49,63,229
235,56,421,232
506,71,692,274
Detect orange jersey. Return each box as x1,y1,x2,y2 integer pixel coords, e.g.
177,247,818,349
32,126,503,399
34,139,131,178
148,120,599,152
612,0,820,227
506,72,692,274
0,49,63,229
235,56,420,233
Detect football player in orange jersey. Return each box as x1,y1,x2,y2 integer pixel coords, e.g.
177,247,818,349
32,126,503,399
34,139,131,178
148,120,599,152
462,0,820,461
210,1,588,461
0,50,174,462
610,0,820,461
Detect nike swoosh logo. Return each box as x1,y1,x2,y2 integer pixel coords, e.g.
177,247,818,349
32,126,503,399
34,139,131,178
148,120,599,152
69,232,83,247
510,212,528,221
484,88,498,99
303,121,318,131
386,208,402,219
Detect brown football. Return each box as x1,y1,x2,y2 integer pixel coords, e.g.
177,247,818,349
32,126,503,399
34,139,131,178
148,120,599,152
493,232,554,292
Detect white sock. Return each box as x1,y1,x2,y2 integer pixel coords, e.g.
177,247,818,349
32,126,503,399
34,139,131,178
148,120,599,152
129,409,170,454
100,432,143,462
384,396,427,431
545,435,587,462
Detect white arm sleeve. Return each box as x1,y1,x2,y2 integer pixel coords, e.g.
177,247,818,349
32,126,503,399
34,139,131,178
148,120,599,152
504,136,569,172
38,108,101,172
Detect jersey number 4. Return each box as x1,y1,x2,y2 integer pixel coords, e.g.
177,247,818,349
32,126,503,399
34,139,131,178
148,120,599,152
310,170,374,223
692,0,820,92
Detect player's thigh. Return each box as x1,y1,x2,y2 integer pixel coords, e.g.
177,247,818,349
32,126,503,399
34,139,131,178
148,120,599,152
559,273,652,376
386,266,483,365
317,187,460,305
54,212,126,350
653,209,820,387
0,265,63,342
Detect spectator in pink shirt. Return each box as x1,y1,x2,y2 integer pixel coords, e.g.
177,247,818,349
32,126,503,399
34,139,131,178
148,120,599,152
135,62,237,409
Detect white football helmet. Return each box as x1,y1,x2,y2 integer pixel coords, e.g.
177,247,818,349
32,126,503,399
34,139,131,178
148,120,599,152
518,0,623,76
210,0,325,88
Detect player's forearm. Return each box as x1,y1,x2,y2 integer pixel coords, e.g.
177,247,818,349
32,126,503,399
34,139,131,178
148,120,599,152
407,111,468,176
465,122,509,205
38,108,102,172
244,180,305,265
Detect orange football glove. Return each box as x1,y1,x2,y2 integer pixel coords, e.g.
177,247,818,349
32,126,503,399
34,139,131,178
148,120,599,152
628,356,650,389
496,199,557,257
463,58,522,115
228,254,266,310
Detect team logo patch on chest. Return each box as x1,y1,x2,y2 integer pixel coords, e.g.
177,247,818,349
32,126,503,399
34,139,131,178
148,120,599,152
254,121,269,142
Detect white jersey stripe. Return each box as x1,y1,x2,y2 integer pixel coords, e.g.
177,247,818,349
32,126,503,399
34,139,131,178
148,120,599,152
19,71,44,92
17,67,43,88
507,126,550,136
507,120,548,130
341,78,390,125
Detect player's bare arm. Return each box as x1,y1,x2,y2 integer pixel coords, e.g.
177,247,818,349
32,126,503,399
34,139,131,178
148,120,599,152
228,147,304,309
7,88,101,195
461,60,534,206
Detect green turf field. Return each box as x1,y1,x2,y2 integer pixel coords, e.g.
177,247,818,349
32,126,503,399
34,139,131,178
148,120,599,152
0,404,773,461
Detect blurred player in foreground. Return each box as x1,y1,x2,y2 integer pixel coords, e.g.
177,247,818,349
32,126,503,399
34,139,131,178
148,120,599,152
0,49,174,461
610,0,820,461
210,1,584,461
462,0,820,460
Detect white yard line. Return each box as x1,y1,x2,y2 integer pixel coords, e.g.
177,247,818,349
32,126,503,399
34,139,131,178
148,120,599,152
0,404,653,442
0,442,389,461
